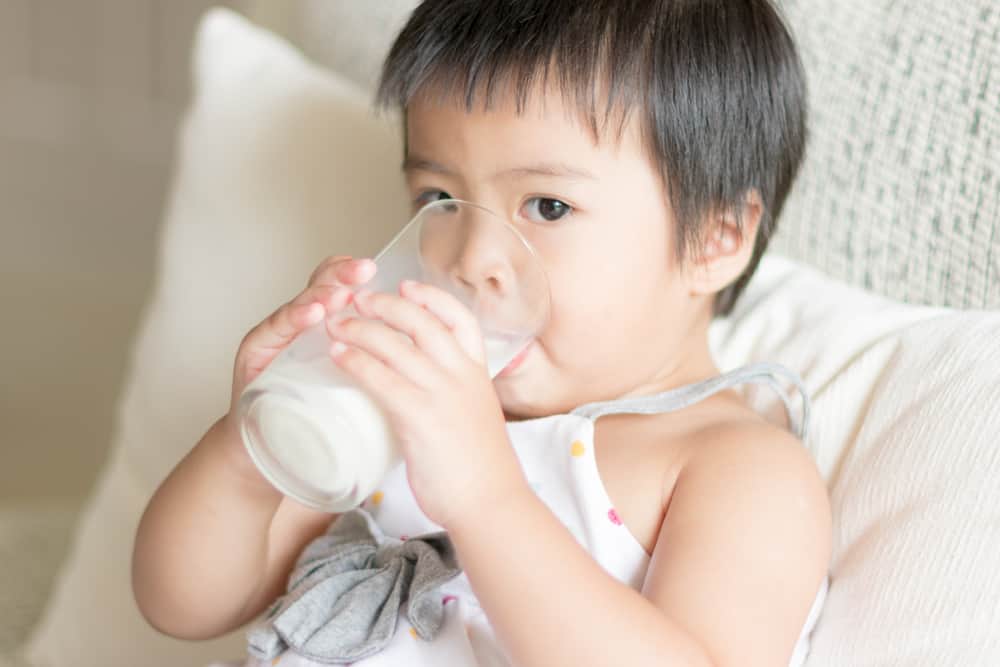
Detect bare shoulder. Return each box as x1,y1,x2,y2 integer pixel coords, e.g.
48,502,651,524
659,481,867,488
641,415,832,666
675,416,832,564
684,416,828,506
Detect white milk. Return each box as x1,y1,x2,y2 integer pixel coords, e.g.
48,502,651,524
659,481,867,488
239,323,399,512
239,318,527,512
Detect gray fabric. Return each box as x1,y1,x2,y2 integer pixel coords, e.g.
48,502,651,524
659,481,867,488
571,362,811,442
283,0,998,311
246,509,462,664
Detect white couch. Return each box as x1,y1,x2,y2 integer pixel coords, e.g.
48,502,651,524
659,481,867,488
4,3,999,666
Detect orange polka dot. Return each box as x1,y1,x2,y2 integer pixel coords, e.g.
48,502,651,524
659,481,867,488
271,657,281,666
371,491,384,505
409,627,420,639
570,441,586,457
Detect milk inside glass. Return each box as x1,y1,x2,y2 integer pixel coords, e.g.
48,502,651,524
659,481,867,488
239,302,531,512
237,199,547,513
239,316,396,511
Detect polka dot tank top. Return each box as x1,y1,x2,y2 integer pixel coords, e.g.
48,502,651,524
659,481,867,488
241,362,829,667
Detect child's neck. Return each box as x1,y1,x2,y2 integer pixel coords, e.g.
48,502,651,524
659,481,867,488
618,330,720,402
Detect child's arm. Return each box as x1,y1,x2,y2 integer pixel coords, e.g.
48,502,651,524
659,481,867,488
131,414,337,640
447,422,831,667
132,256,377,640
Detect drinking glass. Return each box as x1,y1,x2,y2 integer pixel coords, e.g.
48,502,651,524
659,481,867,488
237,199,550,511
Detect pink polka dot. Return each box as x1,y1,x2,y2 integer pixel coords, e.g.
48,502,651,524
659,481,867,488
400,535,409,541
608,508,623,525
442,595,458,605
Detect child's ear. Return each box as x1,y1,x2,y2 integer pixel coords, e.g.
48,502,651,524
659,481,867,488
686,190,763,297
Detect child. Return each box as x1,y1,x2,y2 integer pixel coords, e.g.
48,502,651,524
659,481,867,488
133,1,832,665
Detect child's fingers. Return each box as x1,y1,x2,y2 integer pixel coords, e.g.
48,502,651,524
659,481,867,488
247,285,353,353
307,255,377,288
289,284,350,311
231,285,355,402
398,280,486,365
307,255,351,285
329,341,419,423
327,315,440,389
352,287,468,372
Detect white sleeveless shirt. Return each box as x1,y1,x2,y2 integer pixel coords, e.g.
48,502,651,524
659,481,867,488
235,362,829,667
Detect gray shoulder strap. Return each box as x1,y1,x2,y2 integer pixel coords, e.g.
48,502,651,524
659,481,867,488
569,362,810,440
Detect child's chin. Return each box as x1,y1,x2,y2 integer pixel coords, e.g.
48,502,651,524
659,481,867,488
496,381,533,418
498,378,560,421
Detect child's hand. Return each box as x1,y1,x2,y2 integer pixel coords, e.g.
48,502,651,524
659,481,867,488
328,280,527,530
225,255,376,419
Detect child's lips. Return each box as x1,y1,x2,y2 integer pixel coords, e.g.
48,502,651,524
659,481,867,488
498,340,533,377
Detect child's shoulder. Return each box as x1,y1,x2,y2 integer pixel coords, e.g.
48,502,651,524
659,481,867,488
674,395,826,511
635,398,831,648
691,417,819,485
595,390,828,554
638,404,832,664
662,400,832,565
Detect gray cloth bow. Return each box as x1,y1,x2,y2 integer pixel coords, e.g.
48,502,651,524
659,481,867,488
247,509,463,664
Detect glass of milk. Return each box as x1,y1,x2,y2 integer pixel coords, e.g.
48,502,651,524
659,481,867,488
237,199,550,512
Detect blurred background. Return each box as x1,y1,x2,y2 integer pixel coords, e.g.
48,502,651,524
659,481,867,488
0,3,412,654
0,1,286,504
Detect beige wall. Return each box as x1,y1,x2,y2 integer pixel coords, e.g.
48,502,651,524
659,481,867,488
0,0,252,502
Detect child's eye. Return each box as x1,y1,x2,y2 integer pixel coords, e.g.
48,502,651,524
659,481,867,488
521,197,572,223
414,189,453,208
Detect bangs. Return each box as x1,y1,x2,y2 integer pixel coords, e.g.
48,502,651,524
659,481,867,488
375,0,656,139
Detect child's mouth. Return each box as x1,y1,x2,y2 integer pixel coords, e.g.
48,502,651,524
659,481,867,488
498,340,533,377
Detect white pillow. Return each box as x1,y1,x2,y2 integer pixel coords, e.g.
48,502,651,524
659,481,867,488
710,259,1000,665
21,8,1000,667
21,9,409,667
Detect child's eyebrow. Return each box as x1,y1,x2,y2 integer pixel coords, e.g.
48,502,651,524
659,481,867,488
402,155,596,181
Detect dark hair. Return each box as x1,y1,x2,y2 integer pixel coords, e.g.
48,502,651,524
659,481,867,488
376,0,807,317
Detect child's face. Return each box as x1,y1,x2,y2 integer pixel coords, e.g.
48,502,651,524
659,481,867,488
404,85,713,419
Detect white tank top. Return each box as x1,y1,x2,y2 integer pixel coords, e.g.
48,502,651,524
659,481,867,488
242,362,829,667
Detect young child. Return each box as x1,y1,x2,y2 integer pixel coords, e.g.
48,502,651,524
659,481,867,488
133,1,832,666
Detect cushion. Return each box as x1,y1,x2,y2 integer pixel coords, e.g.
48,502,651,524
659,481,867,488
21,7,1000,667
284,0,1000,311
710,259,1000,665
19,9,409,667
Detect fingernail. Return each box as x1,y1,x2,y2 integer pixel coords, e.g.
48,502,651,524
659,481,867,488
330,341,346,356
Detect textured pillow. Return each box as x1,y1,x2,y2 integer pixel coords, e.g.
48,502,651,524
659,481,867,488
286,0,1000,311
20,7,1000,667
771,0,999,311
20,9,409,667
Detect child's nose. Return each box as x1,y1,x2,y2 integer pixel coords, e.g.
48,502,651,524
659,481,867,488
416,201,547,330
449,228,515,301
